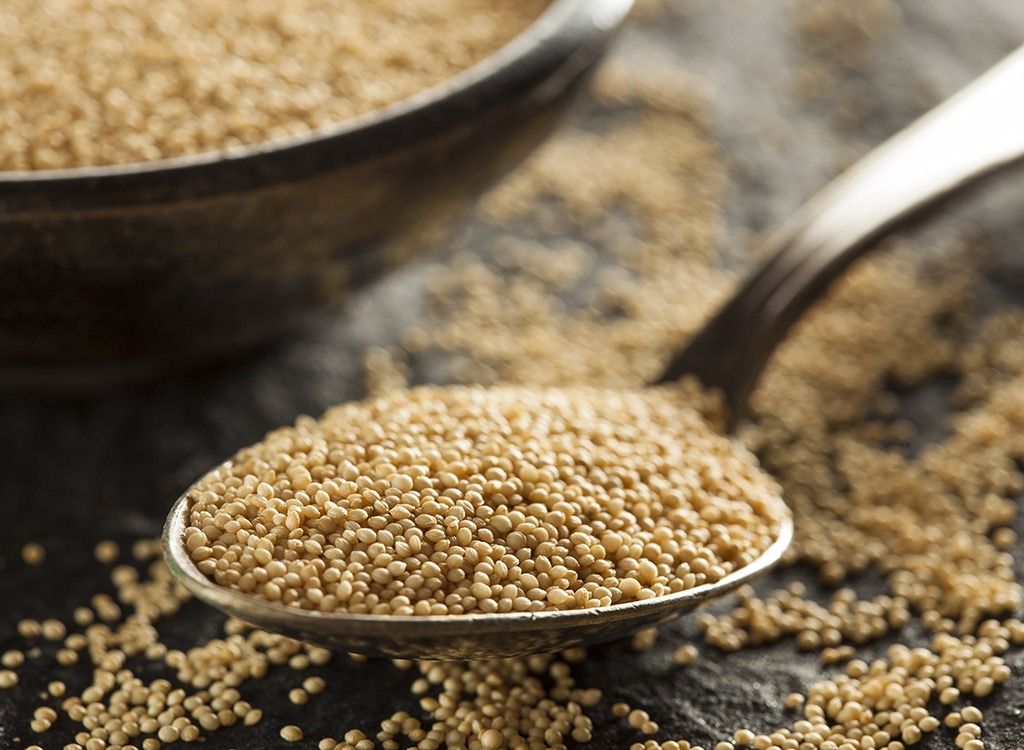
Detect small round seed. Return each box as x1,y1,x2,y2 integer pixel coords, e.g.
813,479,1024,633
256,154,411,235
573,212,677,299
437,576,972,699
94,541,121,564
22,543,46,565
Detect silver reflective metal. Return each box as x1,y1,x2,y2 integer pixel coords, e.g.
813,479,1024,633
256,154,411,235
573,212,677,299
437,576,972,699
164,38,1024,664
164,488,793,660
661,45,1024,424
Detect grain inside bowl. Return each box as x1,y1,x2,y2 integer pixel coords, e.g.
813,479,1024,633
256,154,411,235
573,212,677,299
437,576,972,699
0,0,551,170
182,381,787,616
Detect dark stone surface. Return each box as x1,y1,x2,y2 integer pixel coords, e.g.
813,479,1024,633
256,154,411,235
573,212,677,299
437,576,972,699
2,1,1024,749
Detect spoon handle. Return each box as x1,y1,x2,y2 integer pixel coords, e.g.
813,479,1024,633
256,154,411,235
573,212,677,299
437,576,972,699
659,45,1024,424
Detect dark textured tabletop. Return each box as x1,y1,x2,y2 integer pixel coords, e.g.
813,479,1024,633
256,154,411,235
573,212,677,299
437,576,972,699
3,1,1024,749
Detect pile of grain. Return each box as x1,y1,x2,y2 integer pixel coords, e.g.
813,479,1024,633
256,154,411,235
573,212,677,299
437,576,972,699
184,382,785,615
0,0,548,170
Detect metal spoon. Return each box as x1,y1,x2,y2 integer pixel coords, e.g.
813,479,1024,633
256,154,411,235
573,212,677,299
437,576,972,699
660,46,1024,425
164,45,1024,660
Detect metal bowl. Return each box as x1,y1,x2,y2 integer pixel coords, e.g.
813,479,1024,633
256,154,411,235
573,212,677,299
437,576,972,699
0,0,634,393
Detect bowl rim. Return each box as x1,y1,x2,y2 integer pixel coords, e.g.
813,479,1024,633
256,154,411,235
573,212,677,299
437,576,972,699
0,0,634,209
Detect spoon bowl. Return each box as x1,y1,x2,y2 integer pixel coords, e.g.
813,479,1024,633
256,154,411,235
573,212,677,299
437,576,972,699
164,487,792,659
